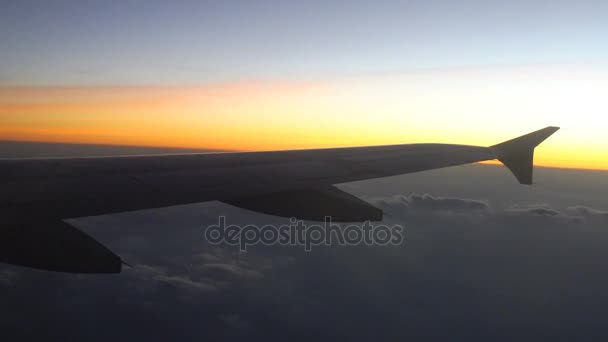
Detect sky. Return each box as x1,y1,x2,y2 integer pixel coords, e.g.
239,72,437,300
1,0,608,169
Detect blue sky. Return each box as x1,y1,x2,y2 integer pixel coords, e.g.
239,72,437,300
2,0,608,85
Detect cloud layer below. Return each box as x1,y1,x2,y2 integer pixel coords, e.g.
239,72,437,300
3,165,608,341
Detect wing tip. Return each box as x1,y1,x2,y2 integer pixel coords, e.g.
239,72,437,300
492,126,560,185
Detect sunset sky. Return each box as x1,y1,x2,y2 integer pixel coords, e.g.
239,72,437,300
1,0,607,169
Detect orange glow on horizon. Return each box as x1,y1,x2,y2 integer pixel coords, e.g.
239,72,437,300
2,66,607,170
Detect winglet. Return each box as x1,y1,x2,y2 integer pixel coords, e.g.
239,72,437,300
491,126,560,185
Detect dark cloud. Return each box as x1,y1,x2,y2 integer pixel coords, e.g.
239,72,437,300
219,313,252,333
0,269,19,287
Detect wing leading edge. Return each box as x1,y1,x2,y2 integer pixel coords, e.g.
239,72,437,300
0,126,559,273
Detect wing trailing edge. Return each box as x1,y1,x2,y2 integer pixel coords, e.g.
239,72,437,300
0,221,123,273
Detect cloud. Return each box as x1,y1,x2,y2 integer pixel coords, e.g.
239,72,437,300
199,263,263,280
105,263,218,298
567,205,608,217
370,194,608,223
505,204,561,217
370,193,491,218
154,274,218,292
130,264,218,293
4,166,608,341
193,252,224,263
122,248,274,295
407,194,491,213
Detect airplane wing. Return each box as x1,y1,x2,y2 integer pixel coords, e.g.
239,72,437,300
0,126,559,273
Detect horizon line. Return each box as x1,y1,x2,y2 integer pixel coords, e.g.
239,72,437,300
2,138,605,173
